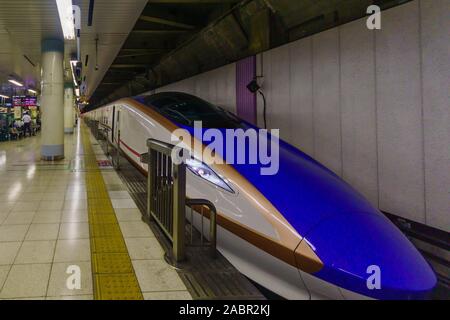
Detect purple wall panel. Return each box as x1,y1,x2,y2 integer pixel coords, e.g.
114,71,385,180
236,56,257,125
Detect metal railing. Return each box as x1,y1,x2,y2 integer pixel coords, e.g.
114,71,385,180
98,126,110,156
147,139,185,261
86,119,120,169
87,119,100,140
113,128,121,170
143,138,217,263
186,199,217,259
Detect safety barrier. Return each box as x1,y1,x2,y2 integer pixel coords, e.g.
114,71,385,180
87,119,100,140
186,199,217,259
86,119,120,169
99,124,120,169
142,138,217,263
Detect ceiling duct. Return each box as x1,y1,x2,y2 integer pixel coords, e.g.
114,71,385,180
88,0,95,26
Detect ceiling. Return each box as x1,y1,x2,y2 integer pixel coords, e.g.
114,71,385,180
90,0,240,104
0,0,63,94
79,0,148,98
0,0,146,99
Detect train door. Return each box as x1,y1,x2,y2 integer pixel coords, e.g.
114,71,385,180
115,107,121,146
111,105,115,143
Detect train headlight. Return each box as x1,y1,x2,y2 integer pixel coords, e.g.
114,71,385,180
186,158,234,193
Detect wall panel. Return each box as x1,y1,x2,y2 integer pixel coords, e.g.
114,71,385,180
267,45,291,141
421,0,450,230
289,38,314,155
340,19,378,205
312,28,342,175
156,64,236,113
375,1,425,222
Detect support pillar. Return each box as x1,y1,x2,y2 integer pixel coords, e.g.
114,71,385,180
64,83,74,134
40,39,64,160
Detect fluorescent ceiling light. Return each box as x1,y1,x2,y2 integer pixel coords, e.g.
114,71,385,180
70,61,78,87
56,0,75,40
0,94,10,99
70,60,79,86
8,79,23,87
28,89,37,94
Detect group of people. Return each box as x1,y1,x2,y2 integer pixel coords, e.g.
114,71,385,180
9,112,39,139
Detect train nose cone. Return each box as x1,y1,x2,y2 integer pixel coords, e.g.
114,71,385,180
307,212,437,300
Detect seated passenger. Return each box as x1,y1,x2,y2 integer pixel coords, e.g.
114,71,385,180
9,126,19,140
14,120,24,138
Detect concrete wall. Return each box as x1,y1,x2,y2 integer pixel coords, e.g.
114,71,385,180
154,63,237,114
154,0,449,231
256,0,449,231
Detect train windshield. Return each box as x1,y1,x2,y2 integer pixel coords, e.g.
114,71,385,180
139,92,243,129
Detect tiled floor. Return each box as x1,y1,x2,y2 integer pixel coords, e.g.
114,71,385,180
0,124,191,300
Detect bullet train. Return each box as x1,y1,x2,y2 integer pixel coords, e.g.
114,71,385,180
83,92,436,300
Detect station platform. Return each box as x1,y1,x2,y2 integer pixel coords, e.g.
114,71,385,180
0,123,191,300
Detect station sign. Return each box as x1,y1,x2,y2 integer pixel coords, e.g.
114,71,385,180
12,95,38,119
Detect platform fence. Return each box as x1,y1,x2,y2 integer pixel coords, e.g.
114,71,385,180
142,138,217,263
85,120,218,263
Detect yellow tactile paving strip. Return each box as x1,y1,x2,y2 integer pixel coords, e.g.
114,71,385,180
80,123,143,300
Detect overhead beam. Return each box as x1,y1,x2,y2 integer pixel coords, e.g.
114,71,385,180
120,48,172,53
146,0,238,3
131,30,191,35
110,64,149,69
139,15,196,30
116,52,162,58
